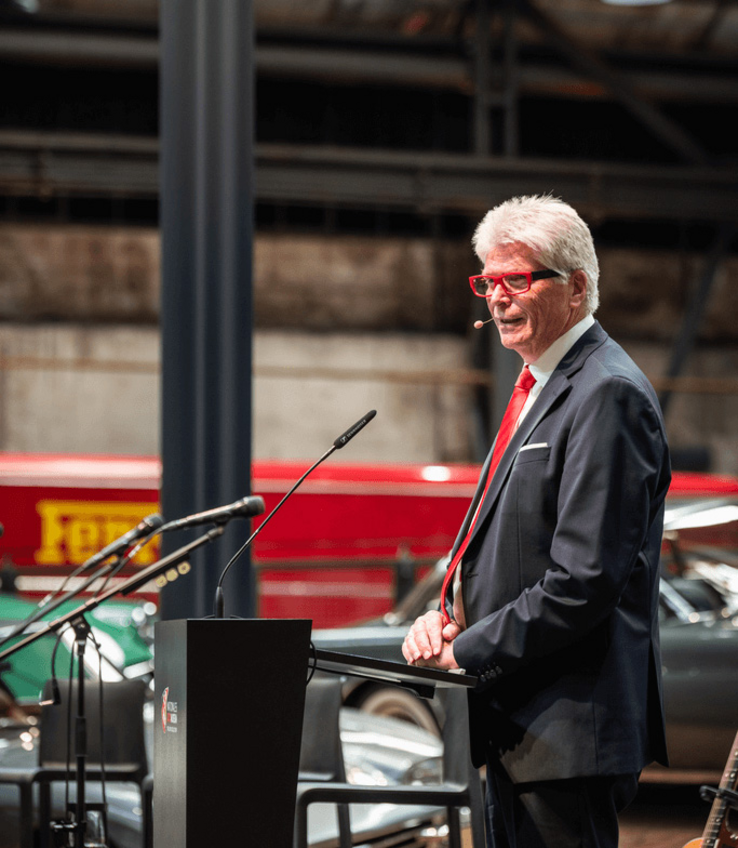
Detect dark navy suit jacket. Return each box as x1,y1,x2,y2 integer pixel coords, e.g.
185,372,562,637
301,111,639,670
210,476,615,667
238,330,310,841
451,322,670,782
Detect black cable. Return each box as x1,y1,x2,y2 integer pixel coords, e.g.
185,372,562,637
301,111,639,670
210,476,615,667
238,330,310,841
46,559,109,608
92,524,162,600
91,559,123,600
64,645,74,817
41,627,66,708
88,629,108,822
306,641,317,685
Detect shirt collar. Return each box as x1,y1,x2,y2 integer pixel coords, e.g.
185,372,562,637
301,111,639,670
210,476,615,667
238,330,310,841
528,314,595,389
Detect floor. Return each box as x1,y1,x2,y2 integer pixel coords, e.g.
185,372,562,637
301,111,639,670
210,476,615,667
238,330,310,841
620,783,716,848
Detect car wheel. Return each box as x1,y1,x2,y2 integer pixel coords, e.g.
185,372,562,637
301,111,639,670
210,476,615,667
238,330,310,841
356,686,441,736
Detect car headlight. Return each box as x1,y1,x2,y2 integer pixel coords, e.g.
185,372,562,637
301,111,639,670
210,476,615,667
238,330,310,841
401,755,443,785
340,707,444,787
345,764,390,786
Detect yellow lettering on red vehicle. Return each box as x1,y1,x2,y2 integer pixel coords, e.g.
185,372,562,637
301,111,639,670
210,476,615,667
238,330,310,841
35,500,159,566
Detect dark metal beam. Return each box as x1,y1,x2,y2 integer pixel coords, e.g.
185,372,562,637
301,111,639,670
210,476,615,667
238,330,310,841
0,27,159,66
1,131,738,223
501,0,520,158
255,146,738,223
257,43,468,89
472,0,492,157
659,222,735,416
519,0,710,166
159,0,256,621
1,28,737,103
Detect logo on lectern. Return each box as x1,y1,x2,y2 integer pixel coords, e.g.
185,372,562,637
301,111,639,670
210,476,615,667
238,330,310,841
161,687,168,733
161,687,178,734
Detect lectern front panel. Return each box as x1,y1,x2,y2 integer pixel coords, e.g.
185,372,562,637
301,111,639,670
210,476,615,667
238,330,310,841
154,618,312,847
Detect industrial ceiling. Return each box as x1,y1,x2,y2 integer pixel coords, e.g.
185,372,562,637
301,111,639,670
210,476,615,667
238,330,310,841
0,0,736,227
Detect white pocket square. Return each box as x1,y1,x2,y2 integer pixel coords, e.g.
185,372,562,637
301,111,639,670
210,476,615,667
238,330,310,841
519,442,549,452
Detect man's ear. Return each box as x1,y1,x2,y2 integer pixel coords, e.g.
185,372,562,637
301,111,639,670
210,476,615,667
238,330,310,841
569,269,588,309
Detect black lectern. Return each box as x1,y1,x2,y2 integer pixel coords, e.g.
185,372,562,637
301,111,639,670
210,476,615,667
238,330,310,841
154,619,312,848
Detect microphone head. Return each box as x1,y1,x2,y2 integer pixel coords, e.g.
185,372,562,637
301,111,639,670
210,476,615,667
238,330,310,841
333,409,377,449
233,496,266,519
473,320,484,329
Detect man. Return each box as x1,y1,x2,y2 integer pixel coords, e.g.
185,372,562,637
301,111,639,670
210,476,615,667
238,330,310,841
402,195,670,848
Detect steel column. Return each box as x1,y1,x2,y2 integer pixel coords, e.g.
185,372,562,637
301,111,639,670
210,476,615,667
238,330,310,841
159,0,256,619
501,0,520,158
473,0,492,157
659,223,735,416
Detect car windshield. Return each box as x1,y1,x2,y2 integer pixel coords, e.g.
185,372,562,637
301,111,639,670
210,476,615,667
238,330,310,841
662,498,738,617
387,499,738,626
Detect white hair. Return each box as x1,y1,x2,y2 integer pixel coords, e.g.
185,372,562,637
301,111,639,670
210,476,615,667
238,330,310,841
472,195,600,314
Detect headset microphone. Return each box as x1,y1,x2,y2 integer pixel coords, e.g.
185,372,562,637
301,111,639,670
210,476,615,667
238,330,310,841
473,317,495,329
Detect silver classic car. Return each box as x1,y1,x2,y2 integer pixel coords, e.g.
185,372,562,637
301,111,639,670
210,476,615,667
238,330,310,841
0,692,449,848
313,499,738,782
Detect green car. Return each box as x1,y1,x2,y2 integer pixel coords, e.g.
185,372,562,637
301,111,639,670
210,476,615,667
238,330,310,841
0,592,154,703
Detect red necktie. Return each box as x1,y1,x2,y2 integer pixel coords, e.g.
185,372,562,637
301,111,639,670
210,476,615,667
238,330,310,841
439,366,537,625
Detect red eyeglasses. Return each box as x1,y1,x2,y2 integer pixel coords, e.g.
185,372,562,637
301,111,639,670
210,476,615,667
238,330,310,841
469,269,561,297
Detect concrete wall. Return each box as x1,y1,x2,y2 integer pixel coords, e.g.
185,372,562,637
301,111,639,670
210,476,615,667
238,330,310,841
0,223,470,332
0,222,736,471
0,324,473,463
0,323,160,455
1,322,736,473
252,331,472,462
0,224,160,323
6,221,738,342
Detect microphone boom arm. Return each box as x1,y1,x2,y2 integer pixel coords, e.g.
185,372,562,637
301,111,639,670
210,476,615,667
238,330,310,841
0,557,122,648
0,526,225,665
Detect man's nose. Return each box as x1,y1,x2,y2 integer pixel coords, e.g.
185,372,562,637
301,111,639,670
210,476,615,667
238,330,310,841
488,280,511,305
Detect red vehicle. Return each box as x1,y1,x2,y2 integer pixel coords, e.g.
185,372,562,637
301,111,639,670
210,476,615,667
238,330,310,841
1,452,737,628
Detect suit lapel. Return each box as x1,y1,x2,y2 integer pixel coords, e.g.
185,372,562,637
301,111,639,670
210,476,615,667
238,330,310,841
471,375,569,533
450,448,494,558
469,322,608,539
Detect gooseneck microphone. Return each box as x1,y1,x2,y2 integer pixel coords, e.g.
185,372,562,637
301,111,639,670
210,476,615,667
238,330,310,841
333,409,376,448
39,513,165,605
85,492,263,603
473,317,495,329
166,496,265,531
113,496,266,580
0,513,165,647
213,409,378,618
83,514,165,570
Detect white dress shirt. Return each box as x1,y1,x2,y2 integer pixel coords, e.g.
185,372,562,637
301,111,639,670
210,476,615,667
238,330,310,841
517,314,595,428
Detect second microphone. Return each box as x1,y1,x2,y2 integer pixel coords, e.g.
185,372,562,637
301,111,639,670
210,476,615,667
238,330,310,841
167,496,266,530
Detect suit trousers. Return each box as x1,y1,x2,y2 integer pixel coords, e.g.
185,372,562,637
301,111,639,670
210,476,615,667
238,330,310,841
484,755,640,848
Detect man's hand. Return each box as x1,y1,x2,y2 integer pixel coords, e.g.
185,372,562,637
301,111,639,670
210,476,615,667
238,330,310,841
402,611,461,669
